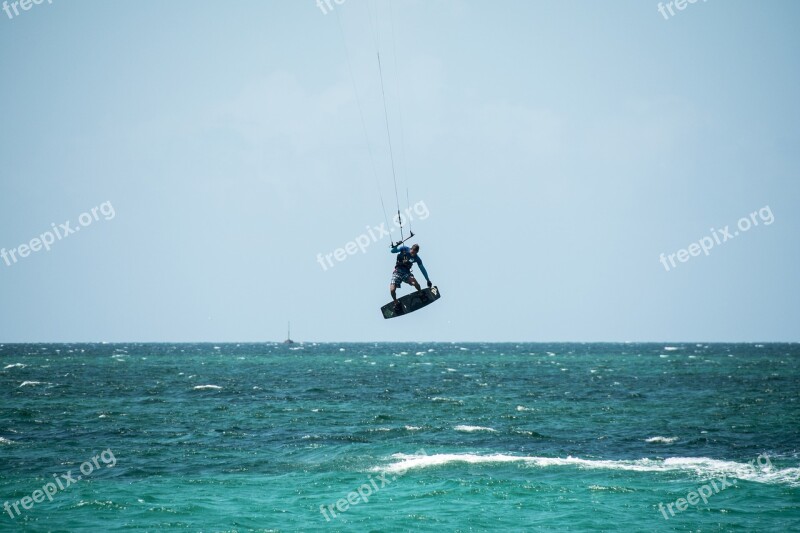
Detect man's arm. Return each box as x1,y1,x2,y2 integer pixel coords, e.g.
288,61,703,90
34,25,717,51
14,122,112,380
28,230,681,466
390,245,408,254
416,258,430,282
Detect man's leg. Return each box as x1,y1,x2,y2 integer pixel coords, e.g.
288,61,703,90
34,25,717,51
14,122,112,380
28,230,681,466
390,283,403,313
408,275,428,302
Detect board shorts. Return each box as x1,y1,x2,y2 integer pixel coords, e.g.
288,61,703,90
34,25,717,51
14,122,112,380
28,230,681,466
390,268,414,287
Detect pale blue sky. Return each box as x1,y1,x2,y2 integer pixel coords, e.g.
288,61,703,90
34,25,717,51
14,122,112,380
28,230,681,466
1,0,798,342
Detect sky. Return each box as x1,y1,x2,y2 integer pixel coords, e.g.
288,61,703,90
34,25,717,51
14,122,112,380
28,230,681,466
0,0,798,342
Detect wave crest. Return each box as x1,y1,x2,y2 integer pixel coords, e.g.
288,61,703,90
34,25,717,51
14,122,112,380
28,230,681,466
373,453,800,486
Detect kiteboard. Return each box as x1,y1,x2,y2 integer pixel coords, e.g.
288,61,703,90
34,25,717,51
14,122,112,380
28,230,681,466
381,286,441,319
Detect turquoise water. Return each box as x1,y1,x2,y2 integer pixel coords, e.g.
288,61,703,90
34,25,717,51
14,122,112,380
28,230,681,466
1,343,799,531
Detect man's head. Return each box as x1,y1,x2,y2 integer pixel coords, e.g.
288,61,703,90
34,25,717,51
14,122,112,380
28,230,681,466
410,244,419,256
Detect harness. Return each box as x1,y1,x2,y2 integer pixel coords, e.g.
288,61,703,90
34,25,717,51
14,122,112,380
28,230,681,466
395,250,414,271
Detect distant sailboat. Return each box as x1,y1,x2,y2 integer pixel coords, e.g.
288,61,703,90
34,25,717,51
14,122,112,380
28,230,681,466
283,322,295,344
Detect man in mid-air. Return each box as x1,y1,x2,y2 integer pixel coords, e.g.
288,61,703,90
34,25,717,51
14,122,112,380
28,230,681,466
389,243,432,313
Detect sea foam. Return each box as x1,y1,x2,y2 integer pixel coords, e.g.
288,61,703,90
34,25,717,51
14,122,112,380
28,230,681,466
454,425,497,433
646,436,678,444
374,453,800,486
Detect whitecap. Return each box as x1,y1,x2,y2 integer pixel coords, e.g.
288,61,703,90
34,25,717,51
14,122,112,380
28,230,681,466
431,397,463,405
193,385,222,390
0,437,15,445
454,425,496,433
19,381,43,387
374,453,800,486
4,363,26,369
646,436,678,444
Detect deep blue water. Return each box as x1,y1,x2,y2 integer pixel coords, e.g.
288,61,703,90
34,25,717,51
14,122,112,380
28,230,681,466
1,343,799,531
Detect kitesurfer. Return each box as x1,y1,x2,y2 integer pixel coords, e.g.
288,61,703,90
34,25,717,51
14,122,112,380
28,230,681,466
389,243,432,312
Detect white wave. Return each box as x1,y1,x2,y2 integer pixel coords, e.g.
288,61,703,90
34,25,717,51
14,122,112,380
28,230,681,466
516,406,534,412
19,381,43,387
404,425,422,431
0,437,15,445
588,485,634,493
663,346,680,351
4,363,26,369
193,385,222,390
377,453,522,473
374,453,800,486
646,436,678,444
454,425,496,433
431,397,463,404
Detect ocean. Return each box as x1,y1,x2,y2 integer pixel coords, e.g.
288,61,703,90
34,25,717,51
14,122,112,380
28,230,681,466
1,343,798,532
